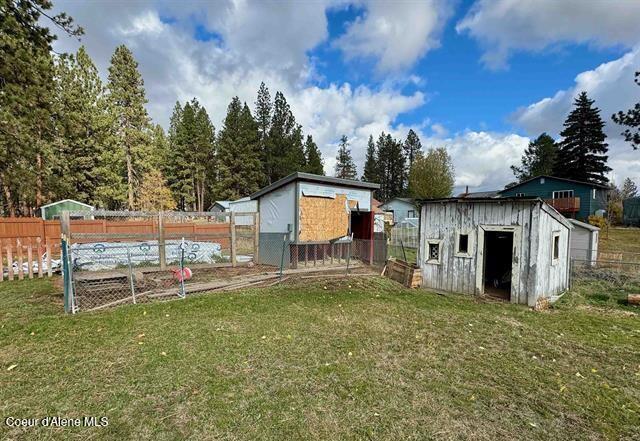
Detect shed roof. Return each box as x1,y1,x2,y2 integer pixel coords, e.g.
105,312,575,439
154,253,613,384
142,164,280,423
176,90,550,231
568,218,600,232
418,196,573,229
250,172,379,200
457,190,500,198
40,199,94,210
498,175,609,192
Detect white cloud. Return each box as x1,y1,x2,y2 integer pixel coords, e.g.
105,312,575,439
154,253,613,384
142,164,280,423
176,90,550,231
335,0,452,72
49,1,426,177
457,0,640,68
513,47,640,185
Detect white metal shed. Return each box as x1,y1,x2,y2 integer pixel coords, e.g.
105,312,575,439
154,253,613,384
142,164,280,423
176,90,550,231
568,219,599,265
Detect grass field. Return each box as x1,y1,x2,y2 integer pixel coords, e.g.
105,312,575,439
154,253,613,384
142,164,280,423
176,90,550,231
1,275,639,440
599,226,640,256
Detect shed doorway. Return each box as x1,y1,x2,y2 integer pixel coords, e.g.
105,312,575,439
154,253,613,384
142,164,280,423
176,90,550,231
482,231,513,300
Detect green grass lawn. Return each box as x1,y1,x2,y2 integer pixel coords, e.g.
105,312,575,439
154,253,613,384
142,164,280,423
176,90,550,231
599,227,640,257
1,277,639,440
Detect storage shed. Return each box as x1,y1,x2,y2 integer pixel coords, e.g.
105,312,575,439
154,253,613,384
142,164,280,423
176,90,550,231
39,199,94,220
419,197,572,307
568,218,599,264
250,172,380,267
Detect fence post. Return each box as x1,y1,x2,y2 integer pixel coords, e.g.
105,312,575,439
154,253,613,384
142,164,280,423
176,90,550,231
179,238,186,298
0,244,3,282
127,246,136,304
230,212,236,267
36,237,43,278
62,237,71,313
6,245,13,281
16,239,24,280
158,211,166,270
46,242,52,278
27,243,34,279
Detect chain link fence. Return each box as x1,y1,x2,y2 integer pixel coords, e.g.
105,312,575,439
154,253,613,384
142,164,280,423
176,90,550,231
61,210,388,313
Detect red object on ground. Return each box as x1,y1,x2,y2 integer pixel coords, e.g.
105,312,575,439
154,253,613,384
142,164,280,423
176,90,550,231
173,267,192,282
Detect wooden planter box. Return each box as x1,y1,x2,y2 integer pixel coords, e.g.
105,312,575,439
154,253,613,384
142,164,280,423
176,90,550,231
385,258,422,288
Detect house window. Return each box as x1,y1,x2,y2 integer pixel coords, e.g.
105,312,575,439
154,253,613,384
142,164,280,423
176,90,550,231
552,190,574,199
540,178,545,184
425,239,442,264
515,192,525,197
408,210,416,218
592,189,596,199
552,232,560,264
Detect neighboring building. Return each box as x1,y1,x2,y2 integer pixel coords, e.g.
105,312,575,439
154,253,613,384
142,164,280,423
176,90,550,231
380,197,417,224
208,200,231,213
623,197,640,226
457,186,500,199
229,197,258,226
39,199,95,220
568,219,599,264
419,197,572,307
499,175,608,221
250,172,379,267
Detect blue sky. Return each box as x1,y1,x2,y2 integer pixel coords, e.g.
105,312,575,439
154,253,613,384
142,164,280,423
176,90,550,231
51,0,640,191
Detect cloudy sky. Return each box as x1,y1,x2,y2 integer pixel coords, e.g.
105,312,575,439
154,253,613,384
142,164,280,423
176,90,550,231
49,0,640,192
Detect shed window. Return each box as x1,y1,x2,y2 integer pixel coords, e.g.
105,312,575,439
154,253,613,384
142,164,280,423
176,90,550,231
408,210,416,218
515,192,525,197
552,232,561,264
458,234,469,253
425,239,442,264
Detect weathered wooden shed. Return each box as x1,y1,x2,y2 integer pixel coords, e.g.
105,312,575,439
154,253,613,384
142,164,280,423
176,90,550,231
419,197,572,306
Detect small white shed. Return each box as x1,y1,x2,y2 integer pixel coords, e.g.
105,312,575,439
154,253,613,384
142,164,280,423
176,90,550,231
419,197,573,307
568,219,599,264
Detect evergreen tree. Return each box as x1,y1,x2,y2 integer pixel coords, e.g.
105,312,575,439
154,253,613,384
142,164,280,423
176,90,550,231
215,98,264,199
376,133,406,201
0,0,82,215
53,46,110,206
171,100,197,210
334,135,357,180
288,125,307,172
362,135,378,183
151,124,169,172
511,133,558,182
403,129,422,175
553,92,611,185
266,91,298,182
612,71,640,150
193,103,216,211
408,148,454,199
106,45,153,209
304,135,324,175
621,177,638,199
255,82,272,183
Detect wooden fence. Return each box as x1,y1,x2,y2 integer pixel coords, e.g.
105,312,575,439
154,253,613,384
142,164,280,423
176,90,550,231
1,238,60,281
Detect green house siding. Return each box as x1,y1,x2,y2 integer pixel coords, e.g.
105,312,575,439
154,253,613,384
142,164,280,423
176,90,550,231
41,200,94,220
500,177,606,220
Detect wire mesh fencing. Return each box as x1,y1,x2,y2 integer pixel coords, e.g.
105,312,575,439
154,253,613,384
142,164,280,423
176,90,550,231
388,222,419,264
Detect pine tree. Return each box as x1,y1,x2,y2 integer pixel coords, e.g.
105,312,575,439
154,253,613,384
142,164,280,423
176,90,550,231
193,102,216,211
288,125,307,172
612,71,640,150
266,91,298,182
106,45,153,209
408,148,455,199
53,46,110,206
376,133,406,201
255,82,272,183
362,135,378,183
334,135,357,180
0,0,81,215
304,135,324,175
403,129,422,175
553,92,611,185
215,98,264,200
621,177,638,199
511,133,558,182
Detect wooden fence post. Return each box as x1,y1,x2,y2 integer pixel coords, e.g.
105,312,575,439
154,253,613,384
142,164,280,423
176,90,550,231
0,243,4,282
7,245,14,281
17,239,24,280
158,211,166,270
230,212,237,267
27,244,34,279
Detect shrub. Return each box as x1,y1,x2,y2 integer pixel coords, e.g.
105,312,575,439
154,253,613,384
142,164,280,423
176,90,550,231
588,215,608,229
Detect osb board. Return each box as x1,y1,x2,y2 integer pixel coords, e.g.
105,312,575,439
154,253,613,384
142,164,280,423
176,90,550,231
299,194,351,242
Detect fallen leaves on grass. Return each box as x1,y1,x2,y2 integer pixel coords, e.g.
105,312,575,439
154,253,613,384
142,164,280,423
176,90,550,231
7,364,17,371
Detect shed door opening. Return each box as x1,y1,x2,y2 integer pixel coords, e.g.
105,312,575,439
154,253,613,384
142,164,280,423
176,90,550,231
483,231,513,300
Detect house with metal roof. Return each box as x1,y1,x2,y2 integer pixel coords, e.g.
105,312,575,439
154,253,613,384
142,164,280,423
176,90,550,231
39,199,95,220
499,175,609,220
